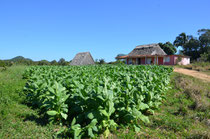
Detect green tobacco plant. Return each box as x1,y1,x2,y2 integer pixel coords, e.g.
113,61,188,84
98,78,117,137
23,65,173,138
44,81,69,123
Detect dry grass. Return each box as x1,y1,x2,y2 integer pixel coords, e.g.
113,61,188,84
174,74,209,112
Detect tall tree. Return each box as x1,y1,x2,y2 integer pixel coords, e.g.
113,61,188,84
173,32,200,60
173,33,189,47
158,42,177,55
58,58,68,66
99,59,105,64
198,29,210,54
183,38,200,60
50,60,57,65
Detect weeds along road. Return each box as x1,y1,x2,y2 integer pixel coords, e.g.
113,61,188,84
174,68,210,82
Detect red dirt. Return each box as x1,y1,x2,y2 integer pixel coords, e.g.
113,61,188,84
174,68,210,82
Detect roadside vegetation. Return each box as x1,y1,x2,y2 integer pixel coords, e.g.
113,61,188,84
0,66,209,138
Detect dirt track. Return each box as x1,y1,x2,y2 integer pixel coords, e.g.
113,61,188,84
174,68,210,82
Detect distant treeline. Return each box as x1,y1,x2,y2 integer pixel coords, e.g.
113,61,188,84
0,56,70,67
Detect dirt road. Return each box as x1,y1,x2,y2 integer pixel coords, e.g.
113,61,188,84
174,68,210,82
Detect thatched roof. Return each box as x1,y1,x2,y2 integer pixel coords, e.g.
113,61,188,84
70,52,95,65
128,44,166,56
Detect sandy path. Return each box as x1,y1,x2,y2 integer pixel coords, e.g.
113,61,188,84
174,68,210,82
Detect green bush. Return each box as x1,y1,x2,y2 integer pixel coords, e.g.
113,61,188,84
0,60,6,67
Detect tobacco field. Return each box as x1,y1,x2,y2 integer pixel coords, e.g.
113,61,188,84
23,65,173,138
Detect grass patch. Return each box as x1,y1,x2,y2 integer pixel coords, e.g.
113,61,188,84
0,66,58,138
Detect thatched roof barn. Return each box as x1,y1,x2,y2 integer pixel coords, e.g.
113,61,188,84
128,43,166,56
116,43,190,65
70,52,95,65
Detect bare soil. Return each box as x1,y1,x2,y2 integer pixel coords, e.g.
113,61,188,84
174,68,210,82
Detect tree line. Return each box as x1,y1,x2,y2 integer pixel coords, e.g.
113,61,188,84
0,56,70,67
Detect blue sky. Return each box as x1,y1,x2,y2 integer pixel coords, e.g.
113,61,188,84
0,0,210,62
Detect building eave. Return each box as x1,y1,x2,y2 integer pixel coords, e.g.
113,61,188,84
116,54,166,59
